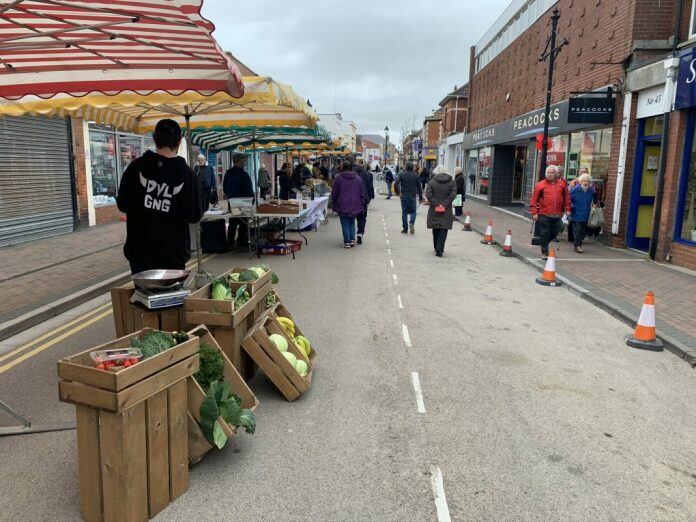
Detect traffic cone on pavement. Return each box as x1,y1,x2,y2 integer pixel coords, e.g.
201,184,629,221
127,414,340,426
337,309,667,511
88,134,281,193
625,291,664,351
536,249,561,286
480,220,495,245
462,212,472,231
499,229,514,257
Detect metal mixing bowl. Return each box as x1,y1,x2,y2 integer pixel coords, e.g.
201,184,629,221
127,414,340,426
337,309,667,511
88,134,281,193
131,269,190,290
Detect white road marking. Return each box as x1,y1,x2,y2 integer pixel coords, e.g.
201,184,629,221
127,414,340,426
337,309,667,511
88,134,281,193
397,295,404,309
386,239,390,246
402,323,411,346
387,249,392,255
390,259,395,268
393,274,398,285
430,466,451,522
385,232,388,237
411,372,426,413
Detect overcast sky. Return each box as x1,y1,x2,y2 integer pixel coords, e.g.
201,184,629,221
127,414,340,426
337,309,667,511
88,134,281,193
202,0,511,138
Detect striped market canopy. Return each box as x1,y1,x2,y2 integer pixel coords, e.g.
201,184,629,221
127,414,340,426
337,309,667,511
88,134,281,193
191,124,332,151
0,0,244,99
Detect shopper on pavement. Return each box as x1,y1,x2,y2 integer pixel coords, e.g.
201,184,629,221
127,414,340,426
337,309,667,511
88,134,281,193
257,166,270,199
222,153,254,250
425,165,457,257
569,173,597,253
454,167,466,216
419,166,430,192
394,161,423,234
194,154,217,209
384,166,395,199
277,163,290,200
354,160,374,245
331,160,367,249
117,119,203,274
530,165,571,259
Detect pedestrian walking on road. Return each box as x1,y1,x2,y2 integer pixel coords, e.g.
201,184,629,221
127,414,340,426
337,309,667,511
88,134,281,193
425,165,457,257
223,153,254,250
117,119,203,274
530,165,571,260
454,167,466,216
257,166,270,200
194,154,217,210
354,160,375,244
331,160,367,248
419,166,430,192
384,166,395,199
569,173,597,253
394,161,423,234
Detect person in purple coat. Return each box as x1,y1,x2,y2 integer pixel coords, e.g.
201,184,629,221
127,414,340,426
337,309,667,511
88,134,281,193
331,160,367,248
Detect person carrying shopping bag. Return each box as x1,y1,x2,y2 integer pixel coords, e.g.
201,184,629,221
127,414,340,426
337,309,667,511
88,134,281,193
425,165,457,257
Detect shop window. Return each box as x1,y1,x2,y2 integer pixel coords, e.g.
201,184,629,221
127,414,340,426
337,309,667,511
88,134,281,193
676,118,696,243
477,146,492,196
89,131,118,202
643,115,664,137
566,127,613,203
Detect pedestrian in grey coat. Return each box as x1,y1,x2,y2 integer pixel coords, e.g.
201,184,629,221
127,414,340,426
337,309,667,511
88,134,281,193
425,165,457,257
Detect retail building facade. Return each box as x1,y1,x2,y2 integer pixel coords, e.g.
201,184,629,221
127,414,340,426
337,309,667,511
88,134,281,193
463,0,696,269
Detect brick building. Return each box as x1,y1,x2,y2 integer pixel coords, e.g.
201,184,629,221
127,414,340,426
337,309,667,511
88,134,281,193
462,0,696,270
439,84,469,137
423,111,443,170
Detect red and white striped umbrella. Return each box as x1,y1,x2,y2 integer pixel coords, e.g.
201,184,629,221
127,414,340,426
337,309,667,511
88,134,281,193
0,0,244,100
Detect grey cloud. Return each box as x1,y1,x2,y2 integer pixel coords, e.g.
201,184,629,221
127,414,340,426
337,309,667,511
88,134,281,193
203,0,510,135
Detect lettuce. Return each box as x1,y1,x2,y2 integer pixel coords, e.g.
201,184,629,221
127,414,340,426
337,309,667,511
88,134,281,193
200,381,256,449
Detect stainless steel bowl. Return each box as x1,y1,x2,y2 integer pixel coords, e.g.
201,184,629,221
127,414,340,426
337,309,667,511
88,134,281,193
131,269,190,290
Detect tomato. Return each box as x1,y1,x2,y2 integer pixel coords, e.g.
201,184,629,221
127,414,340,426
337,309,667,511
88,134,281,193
105,362,116,370
96,363,106,370
129,358,139,365
123,360,131,368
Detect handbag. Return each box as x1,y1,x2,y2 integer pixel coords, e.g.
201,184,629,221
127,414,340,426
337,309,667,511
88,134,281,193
453,194,462,207
588,206,604,228
434,204,446,214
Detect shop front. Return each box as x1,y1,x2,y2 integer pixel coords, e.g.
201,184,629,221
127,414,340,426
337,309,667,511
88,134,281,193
462,98,615,211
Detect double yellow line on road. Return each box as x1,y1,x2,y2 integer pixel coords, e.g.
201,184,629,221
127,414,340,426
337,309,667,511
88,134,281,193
0,255,215,374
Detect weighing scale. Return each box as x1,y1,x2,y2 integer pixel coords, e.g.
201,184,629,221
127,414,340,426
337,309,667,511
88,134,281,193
130,285,191,309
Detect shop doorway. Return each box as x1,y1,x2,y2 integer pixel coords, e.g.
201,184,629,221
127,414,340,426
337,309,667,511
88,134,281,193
512,146,527,202
627,140,661,250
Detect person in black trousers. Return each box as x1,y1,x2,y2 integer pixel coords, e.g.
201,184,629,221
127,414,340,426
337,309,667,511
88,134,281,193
425,165,457,257
453,167,466,216
222,153,253,250
354,160,374,244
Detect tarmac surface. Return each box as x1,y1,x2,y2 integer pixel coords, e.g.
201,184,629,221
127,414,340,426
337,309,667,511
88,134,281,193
0,192,695,521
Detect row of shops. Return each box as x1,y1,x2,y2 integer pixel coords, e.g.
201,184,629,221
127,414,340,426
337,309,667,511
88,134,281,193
438,47,696,269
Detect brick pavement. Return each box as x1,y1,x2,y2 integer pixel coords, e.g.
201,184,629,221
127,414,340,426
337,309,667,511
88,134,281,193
462,196,696,355
0,222,128,325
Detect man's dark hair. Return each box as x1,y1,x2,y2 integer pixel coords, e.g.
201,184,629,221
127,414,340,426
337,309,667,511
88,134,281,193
341,160,352,171
153,119,182,150
406,161,414,171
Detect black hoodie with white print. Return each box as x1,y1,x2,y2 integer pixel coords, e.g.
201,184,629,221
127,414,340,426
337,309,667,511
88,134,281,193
117,150,203,272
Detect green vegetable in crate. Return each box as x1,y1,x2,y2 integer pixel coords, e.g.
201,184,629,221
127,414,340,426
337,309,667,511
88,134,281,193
131,331,178,359
233,285,250,310
194,343,225,393
228,272,240,282
171,331,189,344
211,277,232,300
265,291,277,309
255,264,279,283
200,381,256,449
238,269,259,282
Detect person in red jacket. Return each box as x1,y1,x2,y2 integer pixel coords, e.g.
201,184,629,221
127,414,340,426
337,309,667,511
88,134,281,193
530,165,571,259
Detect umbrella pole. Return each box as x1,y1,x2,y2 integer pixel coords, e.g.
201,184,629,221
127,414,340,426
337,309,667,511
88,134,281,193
186,113,207,289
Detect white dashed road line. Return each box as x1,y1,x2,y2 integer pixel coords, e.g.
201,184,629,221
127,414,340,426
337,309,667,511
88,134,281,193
397,295,404,309
386,239,390,246
392,274,398,285
390,259,395,268
387,248,392,255
401,323,411,347
411,372,426,413
430,466,451,522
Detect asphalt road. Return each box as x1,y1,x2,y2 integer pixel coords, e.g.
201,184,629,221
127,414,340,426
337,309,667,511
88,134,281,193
1,191,695,521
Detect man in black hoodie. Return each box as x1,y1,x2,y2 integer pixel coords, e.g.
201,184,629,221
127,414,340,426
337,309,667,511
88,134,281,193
354,160,374,244
117,119,203,275
223,153,254,249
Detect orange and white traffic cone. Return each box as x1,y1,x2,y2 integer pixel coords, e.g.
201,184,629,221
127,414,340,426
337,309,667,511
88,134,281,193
625,291,664,351
536,248,561,286
462,212,472,231
480,220,495,245
499,229,513,257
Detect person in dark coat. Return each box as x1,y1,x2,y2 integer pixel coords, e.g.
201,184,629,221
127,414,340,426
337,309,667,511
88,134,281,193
569,173,597,253
277,163,290,200
419,167,430,192
291,163,304,193
384,166,395,199
194,154,217,209
331,160,367,248
116,119,203,274
354,161,374,244
453,167,466,216
425,165,457,257
222,153,253,249
394,161,423,234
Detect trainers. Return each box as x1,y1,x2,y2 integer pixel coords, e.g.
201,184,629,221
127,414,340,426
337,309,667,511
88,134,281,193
401,229,408,234
349,240,356,247
409,223,415,234
542,253,549,260
343,243,351,249
357,235,363,245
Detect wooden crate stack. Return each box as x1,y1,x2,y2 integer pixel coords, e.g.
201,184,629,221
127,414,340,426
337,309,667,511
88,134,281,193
57,329,200,522
111,282,184,338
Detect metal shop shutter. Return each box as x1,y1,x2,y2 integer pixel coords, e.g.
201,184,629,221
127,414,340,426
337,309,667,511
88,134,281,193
0,115,74,247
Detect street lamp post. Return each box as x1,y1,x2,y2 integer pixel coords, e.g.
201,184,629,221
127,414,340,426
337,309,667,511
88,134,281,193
384,125,389,168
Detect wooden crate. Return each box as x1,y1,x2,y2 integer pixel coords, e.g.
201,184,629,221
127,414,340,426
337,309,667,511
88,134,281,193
185,325,259,464
185,281,273,380
224,266,273,296
58,331,199,522
241,315,316,402
111,283,184,338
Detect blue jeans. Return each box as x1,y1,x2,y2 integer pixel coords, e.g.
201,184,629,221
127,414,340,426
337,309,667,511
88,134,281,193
339,215,356,244
401,196,417,231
